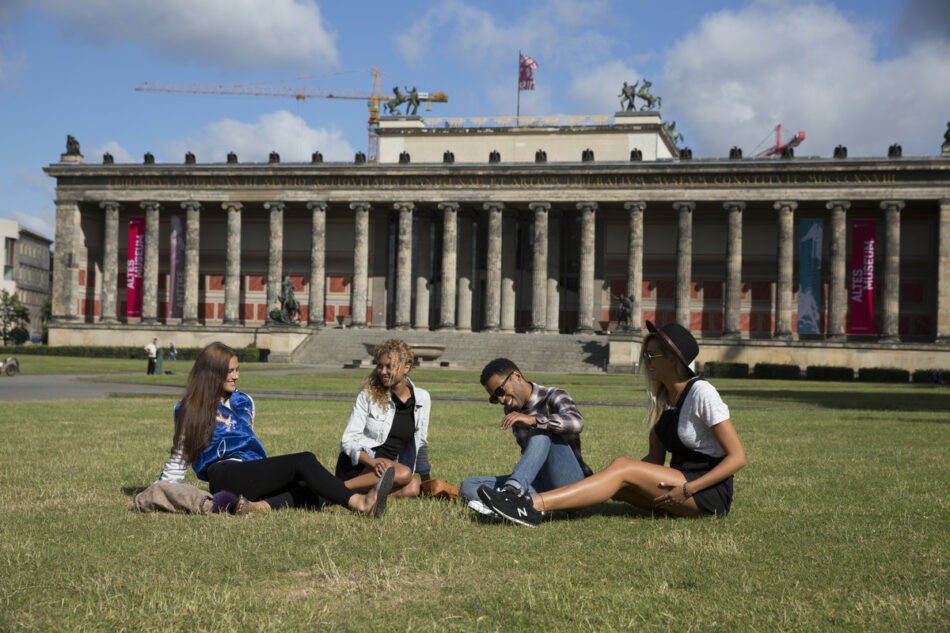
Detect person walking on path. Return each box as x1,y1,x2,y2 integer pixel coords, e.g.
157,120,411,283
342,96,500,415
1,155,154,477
145,338,158,375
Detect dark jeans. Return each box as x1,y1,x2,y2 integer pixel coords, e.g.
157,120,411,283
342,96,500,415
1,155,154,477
207,452,355,510
147,358,156,375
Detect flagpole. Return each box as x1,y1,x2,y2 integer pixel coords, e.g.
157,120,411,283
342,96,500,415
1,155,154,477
517,49,521,127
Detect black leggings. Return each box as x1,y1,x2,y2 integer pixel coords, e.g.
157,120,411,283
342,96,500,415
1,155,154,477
207,452,355,511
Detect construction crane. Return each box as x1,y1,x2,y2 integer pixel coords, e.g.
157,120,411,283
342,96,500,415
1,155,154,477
135,67,448,162
755,124,806,157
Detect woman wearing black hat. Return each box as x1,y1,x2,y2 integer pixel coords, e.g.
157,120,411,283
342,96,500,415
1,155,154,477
477,320,746,525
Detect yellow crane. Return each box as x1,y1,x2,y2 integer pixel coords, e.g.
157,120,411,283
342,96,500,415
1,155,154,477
135,67,448,162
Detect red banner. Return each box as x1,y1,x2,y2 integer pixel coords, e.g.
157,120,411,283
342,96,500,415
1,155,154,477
127,217,145,318
519,54,538,91
849,219,876,334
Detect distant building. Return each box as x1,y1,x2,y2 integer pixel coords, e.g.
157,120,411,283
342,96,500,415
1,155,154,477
42,114,950,371
0,218,52,341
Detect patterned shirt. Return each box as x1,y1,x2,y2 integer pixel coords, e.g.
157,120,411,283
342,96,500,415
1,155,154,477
507,382,592,477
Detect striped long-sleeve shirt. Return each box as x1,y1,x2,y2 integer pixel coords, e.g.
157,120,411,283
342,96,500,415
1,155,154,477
508,382,593,477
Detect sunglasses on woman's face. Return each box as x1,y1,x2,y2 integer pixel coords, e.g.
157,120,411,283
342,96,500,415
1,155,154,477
643,351,665,364
489,371,515,404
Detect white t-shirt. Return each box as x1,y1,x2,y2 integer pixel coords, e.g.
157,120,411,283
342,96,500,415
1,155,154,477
145,343,158,359
668,380,730,457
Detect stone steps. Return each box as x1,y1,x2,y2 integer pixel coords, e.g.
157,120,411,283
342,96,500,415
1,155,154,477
292,328,609,373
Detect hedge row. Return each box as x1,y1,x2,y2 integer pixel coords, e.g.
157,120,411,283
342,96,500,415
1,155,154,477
0,345,267,362
752,363,802,380
912,369,948,384
703,362,749,378
699,362,939,384
805,366,855,381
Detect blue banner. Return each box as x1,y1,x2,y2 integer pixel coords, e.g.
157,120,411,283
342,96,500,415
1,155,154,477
798,219,823,334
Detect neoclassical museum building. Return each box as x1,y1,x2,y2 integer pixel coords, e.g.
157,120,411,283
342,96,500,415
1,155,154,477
44,113,950,371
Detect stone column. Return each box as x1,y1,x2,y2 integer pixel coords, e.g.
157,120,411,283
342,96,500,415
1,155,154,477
545,210,561,333
673,202,695,329
529,202,549,332
414,209,431,329
222,202,243,325
500,210,517,332
624,201,645,332
438,202,459,329
881,200,905,341
349,203,370,328
937,199,950,343
576,202,597,333
826,200,850,340
181,201,201,324
139,201,160,323
483,202,504,331
52,200,80,320
264,201,284,321
393,202,414,329
774,201,797,339
723,201,745,338
306,202,327,328
99,201,120,323
456,210,473,330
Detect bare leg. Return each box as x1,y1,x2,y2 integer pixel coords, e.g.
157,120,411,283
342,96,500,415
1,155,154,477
532,456,700,518
343,463,419,497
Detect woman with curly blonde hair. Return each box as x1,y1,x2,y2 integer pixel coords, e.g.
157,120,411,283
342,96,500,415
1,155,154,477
336,339,432,498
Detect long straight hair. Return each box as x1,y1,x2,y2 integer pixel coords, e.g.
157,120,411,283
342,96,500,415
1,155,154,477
362,339,414,406
641,333,694,428
174,342,235,463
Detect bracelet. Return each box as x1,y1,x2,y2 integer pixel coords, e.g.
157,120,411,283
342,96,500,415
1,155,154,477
682,482,692,499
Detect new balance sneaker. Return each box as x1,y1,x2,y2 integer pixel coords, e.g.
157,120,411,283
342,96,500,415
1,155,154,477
477,485,543,527
467,498,497,517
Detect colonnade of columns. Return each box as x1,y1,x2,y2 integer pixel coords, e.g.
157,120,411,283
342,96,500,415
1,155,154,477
58,196,947,342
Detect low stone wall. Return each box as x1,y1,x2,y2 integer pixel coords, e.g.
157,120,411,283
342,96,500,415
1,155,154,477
48,324,311,362
609,334,950,374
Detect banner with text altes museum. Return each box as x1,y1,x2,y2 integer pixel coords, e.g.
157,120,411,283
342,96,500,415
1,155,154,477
849,219,876,335
126,217,144,318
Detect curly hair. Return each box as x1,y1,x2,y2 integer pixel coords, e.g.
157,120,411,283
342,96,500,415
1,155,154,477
362,339,415,406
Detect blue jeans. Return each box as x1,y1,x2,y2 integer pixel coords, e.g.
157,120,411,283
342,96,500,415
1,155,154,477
459,430,585,500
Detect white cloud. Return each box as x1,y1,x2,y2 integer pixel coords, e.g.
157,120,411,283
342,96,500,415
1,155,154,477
10,208,53,238
568,59,641,114
87,142,135,164
161,110,355,163
36,0,338,70
662,0,950,157
16,167,55,197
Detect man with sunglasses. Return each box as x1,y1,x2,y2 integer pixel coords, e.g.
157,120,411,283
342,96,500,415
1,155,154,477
460,358,593,515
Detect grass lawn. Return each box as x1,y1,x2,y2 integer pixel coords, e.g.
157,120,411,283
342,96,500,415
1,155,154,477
10,356,297,375
1,377,949,631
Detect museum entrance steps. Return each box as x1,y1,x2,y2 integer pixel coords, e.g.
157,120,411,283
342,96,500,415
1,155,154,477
292,328,609,373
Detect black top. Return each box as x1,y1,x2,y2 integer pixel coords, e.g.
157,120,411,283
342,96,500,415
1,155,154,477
373,391,415,461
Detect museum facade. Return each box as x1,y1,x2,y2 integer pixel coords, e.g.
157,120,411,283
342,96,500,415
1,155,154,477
44,114,950,370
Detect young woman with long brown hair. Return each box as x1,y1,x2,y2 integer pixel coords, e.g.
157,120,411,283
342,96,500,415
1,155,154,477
156,342,394,516
336,339,431,498
477,321,746,526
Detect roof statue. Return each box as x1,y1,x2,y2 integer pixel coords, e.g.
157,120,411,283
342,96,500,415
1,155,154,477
663,120,684,146
66,135,81,156
385,86,408,115
635,79,662,111
618,81,638,112
406,86,420,116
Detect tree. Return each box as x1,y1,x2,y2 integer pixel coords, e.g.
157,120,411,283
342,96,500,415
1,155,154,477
0,289,30,345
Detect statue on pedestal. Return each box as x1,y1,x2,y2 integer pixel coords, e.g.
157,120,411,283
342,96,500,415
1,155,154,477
618,81,638,112
635,80,662,111
66,135,81,156
269,276,301,324
611,293,634,332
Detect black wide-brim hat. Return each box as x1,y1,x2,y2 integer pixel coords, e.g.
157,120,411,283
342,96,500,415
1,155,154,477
645,320,698,377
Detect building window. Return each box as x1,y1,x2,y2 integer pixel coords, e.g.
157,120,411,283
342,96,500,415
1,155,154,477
3,238,14,281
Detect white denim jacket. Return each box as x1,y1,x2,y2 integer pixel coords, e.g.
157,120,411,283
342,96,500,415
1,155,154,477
339,379,431,475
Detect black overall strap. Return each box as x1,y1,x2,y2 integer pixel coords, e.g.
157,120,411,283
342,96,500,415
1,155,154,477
653,378,722,471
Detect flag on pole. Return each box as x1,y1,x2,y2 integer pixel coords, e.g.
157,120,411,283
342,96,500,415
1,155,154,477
519,54,538,90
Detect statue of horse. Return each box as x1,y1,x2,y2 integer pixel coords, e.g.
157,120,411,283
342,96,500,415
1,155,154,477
385,86,408,115
663,120,684,146
636,80,662,111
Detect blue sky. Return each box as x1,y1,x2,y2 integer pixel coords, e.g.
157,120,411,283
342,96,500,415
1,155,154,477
2,0,948,239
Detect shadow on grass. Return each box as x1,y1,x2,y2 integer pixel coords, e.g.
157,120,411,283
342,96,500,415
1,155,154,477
719,387,950,413
122,485,149,498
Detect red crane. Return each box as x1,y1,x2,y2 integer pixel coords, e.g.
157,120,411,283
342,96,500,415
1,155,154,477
755,124,806,157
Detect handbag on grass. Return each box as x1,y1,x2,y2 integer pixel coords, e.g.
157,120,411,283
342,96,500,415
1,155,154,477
419,478,460,501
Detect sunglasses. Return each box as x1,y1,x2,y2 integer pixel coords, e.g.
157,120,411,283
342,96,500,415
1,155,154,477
488,371,515,404
643,352,665,363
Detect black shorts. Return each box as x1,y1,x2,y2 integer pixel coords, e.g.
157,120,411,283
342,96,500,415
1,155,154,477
681,469,734,517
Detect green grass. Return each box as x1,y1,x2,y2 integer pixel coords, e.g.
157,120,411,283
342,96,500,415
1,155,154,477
11,356,297,375
1,378,949,631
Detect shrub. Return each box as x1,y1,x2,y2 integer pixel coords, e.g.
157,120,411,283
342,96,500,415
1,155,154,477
753,363,802,380
912,369,948,384
857,367,910,383
703,361,749,379
806,366,854,382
